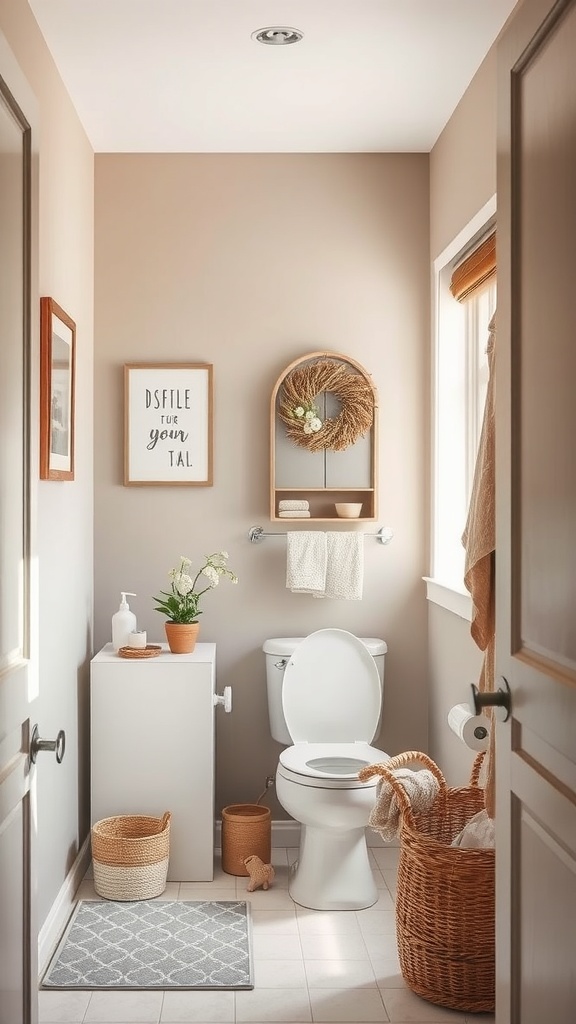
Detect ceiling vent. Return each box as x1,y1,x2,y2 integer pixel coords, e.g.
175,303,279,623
252,27,304,46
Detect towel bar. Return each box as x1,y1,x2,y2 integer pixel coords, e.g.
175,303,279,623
248,525,393,545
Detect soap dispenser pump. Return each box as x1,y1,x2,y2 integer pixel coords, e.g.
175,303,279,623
112,592,137,652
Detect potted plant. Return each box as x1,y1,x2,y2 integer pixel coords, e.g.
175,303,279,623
154,552,238,653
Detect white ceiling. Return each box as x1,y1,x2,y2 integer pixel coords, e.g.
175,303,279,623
28,1,517,153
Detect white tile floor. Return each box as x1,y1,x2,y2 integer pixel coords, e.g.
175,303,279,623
39,846,495,1024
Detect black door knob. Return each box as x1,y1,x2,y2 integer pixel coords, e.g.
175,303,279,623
471,677,511,721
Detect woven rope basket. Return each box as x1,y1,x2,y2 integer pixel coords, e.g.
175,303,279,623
359,751,494,1014
92,812,171,901
221,804,271,876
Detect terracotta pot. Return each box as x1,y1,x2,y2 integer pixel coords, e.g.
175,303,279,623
164,622,199,654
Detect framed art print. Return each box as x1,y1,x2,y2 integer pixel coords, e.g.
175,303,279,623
40,297,76,481
124,363,213,485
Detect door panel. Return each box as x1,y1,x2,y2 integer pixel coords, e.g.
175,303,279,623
0,34,38,1024
497,1,576,1021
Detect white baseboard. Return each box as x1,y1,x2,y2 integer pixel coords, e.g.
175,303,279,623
215,819,397,850
38,834,91,976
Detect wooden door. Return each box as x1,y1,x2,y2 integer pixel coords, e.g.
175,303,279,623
0,33,39,1024
496,1,576,1020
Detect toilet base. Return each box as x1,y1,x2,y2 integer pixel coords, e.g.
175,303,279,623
288,824,378,911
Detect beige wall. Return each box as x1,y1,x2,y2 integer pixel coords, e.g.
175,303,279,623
0,3,94,927
94,153,430,815
428,48,497,784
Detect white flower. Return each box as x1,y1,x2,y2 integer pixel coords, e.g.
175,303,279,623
202,565,219,587
310,417,322,432
180,556,191,568
175,573,193,595
294,406,305,418
219,550,229,560
304,410,314,420
303,423,313,434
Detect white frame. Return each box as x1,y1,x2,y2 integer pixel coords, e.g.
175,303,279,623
124,363,213,486
427,196,497,613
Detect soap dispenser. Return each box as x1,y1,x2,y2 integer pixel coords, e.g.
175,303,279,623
112,592,137,652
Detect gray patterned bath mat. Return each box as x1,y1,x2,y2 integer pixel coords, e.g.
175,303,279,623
42,900,253,990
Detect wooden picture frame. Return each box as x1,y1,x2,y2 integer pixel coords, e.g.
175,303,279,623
40,297,76,481
124,363,213,486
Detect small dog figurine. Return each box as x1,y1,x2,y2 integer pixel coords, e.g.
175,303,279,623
243,854,275,892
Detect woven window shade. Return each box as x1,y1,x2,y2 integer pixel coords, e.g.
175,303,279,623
450,232,496,302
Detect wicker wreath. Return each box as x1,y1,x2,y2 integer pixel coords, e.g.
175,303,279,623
278,359,374,452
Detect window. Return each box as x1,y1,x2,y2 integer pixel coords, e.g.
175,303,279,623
428,200,496,616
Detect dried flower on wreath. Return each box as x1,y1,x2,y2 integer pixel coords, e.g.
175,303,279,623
278,358,375,452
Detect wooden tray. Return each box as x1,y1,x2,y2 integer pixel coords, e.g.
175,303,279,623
118,645,162,659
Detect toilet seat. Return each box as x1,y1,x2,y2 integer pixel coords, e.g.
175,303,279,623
282,628,382,743
278,741,387,789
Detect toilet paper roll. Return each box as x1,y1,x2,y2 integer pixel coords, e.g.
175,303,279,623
447,703,490,752
128,630,147,649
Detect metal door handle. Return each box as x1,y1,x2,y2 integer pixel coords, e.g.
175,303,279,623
213,686,232,713
30,725,66,764
471,677,511,722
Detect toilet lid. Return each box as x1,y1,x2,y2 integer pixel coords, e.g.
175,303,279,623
282,628,382,742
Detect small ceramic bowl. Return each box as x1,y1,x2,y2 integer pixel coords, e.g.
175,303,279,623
335,502,363,519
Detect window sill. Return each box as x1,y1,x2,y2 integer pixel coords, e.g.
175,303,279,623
423,577,472,621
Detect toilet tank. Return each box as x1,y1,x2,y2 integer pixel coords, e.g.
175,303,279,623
263,635,387,746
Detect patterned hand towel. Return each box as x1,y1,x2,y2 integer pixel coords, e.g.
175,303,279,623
278,500,310,512
286,531,327,596
324,532,364,600
279,510,311,518
368,768,440,841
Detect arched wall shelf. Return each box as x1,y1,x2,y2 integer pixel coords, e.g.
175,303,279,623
270,351,378,522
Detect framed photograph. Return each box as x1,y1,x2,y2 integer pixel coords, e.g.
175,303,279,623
40,297,76,481
124,363,213,486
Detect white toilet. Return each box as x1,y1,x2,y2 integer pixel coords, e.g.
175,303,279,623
263,628,389,911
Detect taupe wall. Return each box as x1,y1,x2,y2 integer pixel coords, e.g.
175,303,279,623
94,154,430,815
0,3,94,927
428,48,497,784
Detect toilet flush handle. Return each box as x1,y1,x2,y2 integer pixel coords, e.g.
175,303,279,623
213,686,232,713
275,659,288,670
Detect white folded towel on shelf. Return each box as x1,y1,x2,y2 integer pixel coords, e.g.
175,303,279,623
278,499,310,512
324,532,364,600
286,531,327,596
278,510,311,518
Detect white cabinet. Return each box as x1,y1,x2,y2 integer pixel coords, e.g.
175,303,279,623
90,642,218,881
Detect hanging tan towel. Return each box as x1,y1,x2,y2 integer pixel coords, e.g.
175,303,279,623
462,312,497,817
462,313,496,652
368,768,440,841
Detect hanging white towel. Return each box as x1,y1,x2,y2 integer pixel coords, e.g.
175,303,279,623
325,532,364,600
286,532,327,596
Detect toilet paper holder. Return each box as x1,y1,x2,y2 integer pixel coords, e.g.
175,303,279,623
470,677,512,722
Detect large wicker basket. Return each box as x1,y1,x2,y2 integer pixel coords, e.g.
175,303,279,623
92,812,171,901
359,751,494,1014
